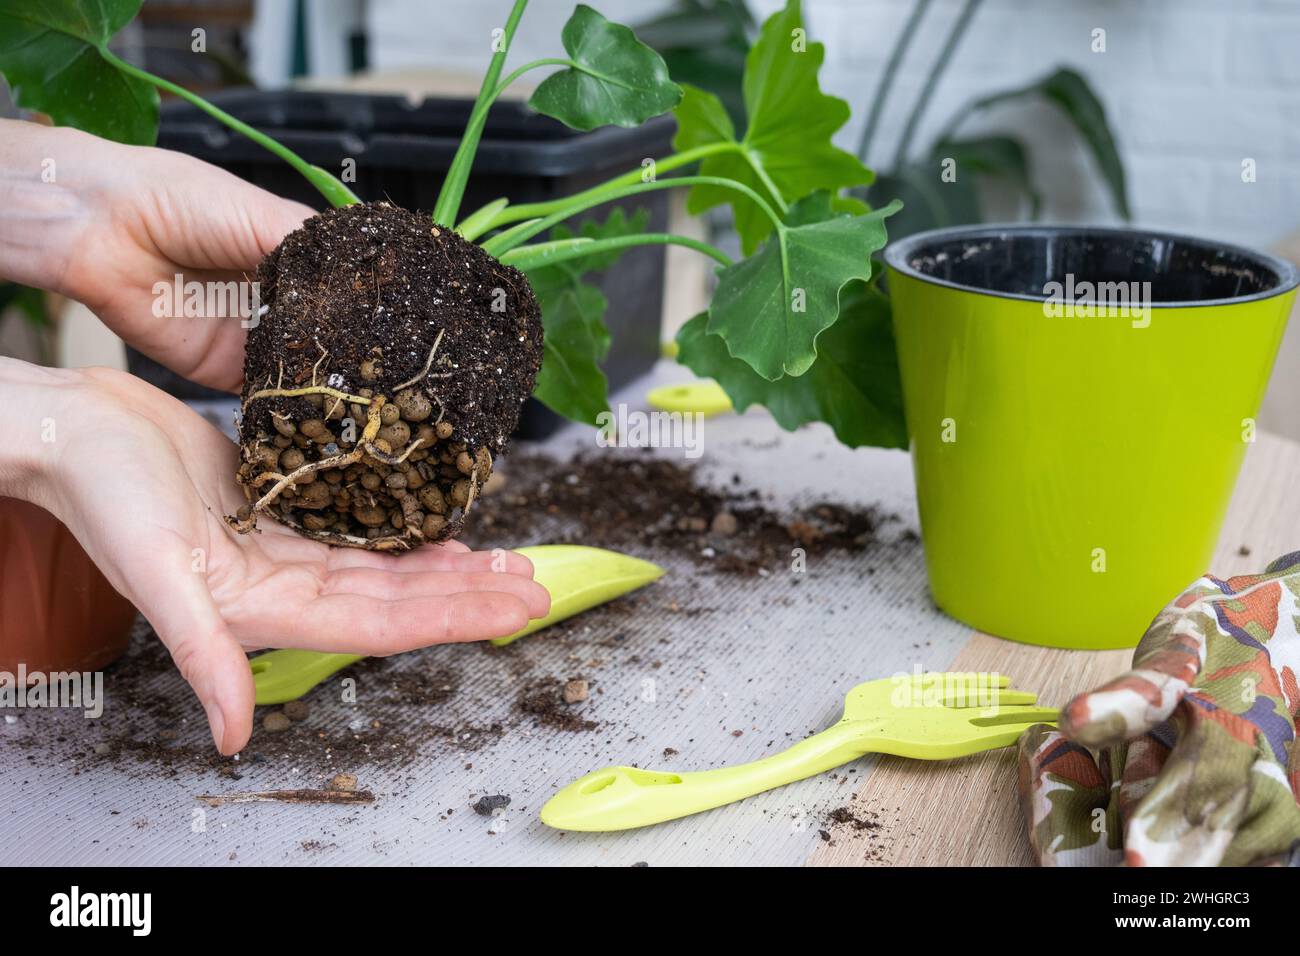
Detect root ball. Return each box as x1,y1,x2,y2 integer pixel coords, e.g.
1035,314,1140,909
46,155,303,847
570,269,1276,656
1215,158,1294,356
234,202,543,550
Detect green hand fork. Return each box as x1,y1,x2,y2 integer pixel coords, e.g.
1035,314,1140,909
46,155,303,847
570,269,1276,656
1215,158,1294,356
540,672,1057,832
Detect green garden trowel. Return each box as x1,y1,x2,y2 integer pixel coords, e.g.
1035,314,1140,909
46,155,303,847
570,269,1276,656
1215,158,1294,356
249,544,664,705
646,380,733,417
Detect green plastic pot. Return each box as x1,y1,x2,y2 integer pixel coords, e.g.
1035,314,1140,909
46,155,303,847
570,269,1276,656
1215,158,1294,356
885,225,1297,649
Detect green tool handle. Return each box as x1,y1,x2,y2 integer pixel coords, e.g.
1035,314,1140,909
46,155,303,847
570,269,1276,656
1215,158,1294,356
250,649,362,705
540,720,875,831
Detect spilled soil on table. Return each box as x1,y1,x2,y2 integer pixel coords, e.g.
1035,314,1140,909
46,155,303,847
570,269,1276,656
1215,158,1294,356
468,447,896,575
6,448,911,791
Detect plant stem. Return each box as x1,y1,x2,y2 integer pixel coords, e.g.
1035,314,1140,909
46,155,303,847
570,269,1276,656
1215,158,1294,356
100,49,360,208
480,174,784,257
491,57,572,98
460,141,739,234
500,233,733,271
455,198,511,242
891,0,983,171
734,141,788,214
857,0,931,163
432,0,531,225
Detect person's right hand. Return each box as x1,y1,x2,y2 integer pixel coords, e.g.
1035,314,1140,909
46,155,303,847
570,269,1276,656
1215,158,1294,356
5,359,550,755
0,118,314,391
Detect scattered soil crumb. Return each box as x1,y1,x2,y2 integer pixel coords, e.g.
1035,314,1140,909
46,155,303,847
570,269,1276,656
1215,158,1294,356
473,794,511,816
283,700,310,722
827,806,880,832
328,773,359,792
823,803,891,862
516,678,598,732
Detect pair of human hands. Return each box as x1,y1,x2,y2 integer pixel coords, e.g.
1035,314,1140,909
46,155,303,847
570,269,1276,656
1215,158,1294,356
1,122,549,754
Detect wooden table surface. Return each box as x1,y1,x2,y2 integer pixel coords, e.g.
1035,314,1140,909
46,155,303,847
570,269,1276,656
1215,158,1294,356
807,430,1300,867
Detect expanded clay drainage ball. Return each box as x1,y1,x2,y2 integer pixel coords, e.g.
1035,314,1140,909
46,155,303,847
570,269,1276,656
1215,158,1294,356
227,202,543,551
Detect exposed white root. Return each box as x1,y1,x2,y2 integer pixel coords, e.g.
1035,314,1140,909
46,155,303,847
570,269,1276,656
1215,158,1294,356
393,328,445,392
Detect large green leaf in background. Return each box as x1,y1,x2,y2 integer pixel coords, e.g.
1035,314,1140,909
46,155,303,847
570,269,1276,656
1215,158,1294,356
707,196,900,380
525,208,649,424
872,67,1129,239
677,282,907,449
874,136,1035,240
671,0,873,254
529,4,682,132
0,0,158,145
972,67,1129,219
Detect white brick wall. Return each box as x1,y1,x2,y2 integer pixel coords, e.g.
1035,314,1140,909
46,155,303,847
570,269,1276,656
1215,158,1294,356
799,0,1300,248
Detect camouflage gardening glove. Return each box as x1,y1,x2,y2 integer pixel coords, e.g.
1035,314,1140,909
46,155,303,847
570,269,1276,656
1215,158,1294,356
1018,551,1300,866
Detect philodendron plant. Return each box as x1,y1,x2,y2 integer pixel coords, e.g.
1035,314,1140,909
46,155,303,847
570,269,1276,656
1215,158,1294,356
0,0,905,551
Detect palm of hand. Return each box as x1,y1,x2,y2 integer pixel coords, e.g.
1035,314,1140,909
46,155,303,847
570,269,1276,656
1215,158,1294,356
59,371,546,754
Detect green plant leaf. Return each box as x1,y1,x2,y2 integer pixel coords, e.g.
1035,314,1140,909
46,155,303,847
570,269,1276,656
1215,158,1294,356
635,0,755,132
971,67,1129,219
0,282,48,328
525,208,650,423
0,0,158,145
528,269,612,424
671,0,873,254
870,136,1040,242
706,198,900,380
528,4,682,132
677,282,907,449
865,161,980,243
672,83,737,152
934,135,1042,217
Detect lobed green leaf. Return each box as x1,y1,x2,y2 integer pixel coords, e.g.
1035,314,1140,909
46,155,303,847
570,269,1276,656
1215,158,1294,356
671,0,873,254
706,196,901,380
528,4,682,132
677,281,907,449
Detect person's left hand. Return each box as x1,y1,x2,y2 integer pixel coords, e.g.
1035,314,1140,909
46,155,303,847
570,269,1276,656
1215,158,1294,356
1,119,314,391
12,361,550,755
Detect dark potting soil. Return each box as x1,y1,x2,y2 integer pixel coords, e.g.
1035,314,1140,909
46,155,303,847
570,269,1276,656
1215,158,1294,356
827,805,881,832
516,678,599,732
465,448,890,575
820,800,903,862
236,201,542,549
472,793,511,816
